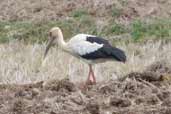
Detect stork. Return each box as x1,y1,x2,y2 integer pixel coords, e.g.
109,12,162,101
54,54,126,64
43,27,126,85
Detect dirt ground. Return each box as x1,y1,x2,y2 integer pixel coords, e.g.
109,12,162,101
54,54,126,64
0,61,171,114
0,0,170,22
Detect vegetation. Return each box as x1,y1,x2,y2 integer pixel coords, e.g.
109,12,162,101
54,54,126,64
71,9,88,18
111,7,123,17
131,19,171,41
0,18,171,44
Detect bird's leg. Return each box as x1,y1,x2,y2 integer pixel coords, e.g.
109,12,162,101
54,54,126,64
86,65,96,85
90,66,96,84
86,66,92,85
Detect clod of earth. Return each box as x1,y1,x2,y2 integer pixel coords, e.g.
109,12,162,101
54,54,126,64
12,99,26,114
125,71,163,82
44,78,77,92
146,61,171,74
110,97,131,107
86,101,100,114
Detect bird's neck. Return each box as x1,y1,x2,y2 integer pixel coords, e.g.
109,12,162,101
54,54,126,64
57,29,67,50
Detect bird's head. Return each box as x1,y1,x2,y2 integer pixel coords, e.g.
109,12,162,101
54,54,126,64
43,27,62,59
49,27,61,39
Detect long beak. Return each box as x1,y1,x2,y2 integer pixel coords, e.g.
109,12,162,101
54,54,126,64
43,37,55,59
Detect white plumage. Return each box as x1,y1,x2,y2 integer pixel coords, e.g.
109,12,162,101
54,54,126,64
69,34,95,42
68,38,103,56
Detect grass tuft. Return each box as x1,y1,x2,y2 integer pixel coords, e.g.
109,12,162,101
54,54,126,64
111,7,123,17
109,22,127,35
71,9,88,18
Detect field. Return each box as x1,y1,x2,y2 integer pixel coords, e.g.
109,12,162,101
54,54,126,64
0,41,171,114
0,0,171,114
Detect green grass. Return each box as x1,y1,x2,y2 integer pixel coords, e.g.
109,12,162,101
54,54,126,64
0,22,50,43
71,9,88,18
0,17,96,43
111,7,123,17
0,21,78,43
108,22,128,35
0,18,171,44
131,19,171,41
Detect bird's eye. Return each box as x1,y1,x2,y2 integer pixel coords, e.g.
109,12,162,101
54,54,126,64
49,32,52,37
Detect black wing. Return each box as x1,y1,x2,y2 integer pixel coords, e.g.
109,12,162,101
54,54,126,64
81,36,126,62
86,36,110,45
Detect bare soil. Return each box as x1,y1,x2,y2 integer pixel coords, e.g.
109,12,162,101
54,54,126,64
0,0,170,23
0,61,171,114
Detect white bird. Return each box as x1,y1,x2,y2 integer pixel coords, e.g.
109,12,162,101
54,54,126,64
43,27,126,85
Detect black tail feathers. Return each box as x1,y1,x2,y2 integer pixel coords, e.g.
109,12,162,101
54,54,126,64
110,47,126,63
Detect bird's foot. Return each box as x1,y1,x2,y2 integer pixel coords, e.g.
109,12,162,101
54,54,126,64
86,74,96,85
78,83,89,91
78,81,96,91
86,80,96,85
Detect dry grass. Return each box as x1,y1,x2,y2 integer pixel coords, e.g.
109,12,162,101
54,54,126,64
0,40,170,84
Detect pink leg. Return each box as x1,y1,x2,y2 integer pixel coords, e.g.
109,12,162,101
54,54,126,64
86,68,91,82
86,65,96,85
90,66,96,84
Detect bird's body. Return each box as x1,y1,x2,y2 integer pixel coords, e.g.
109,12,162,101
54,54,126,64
62,34,126,64
44,27,126,85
